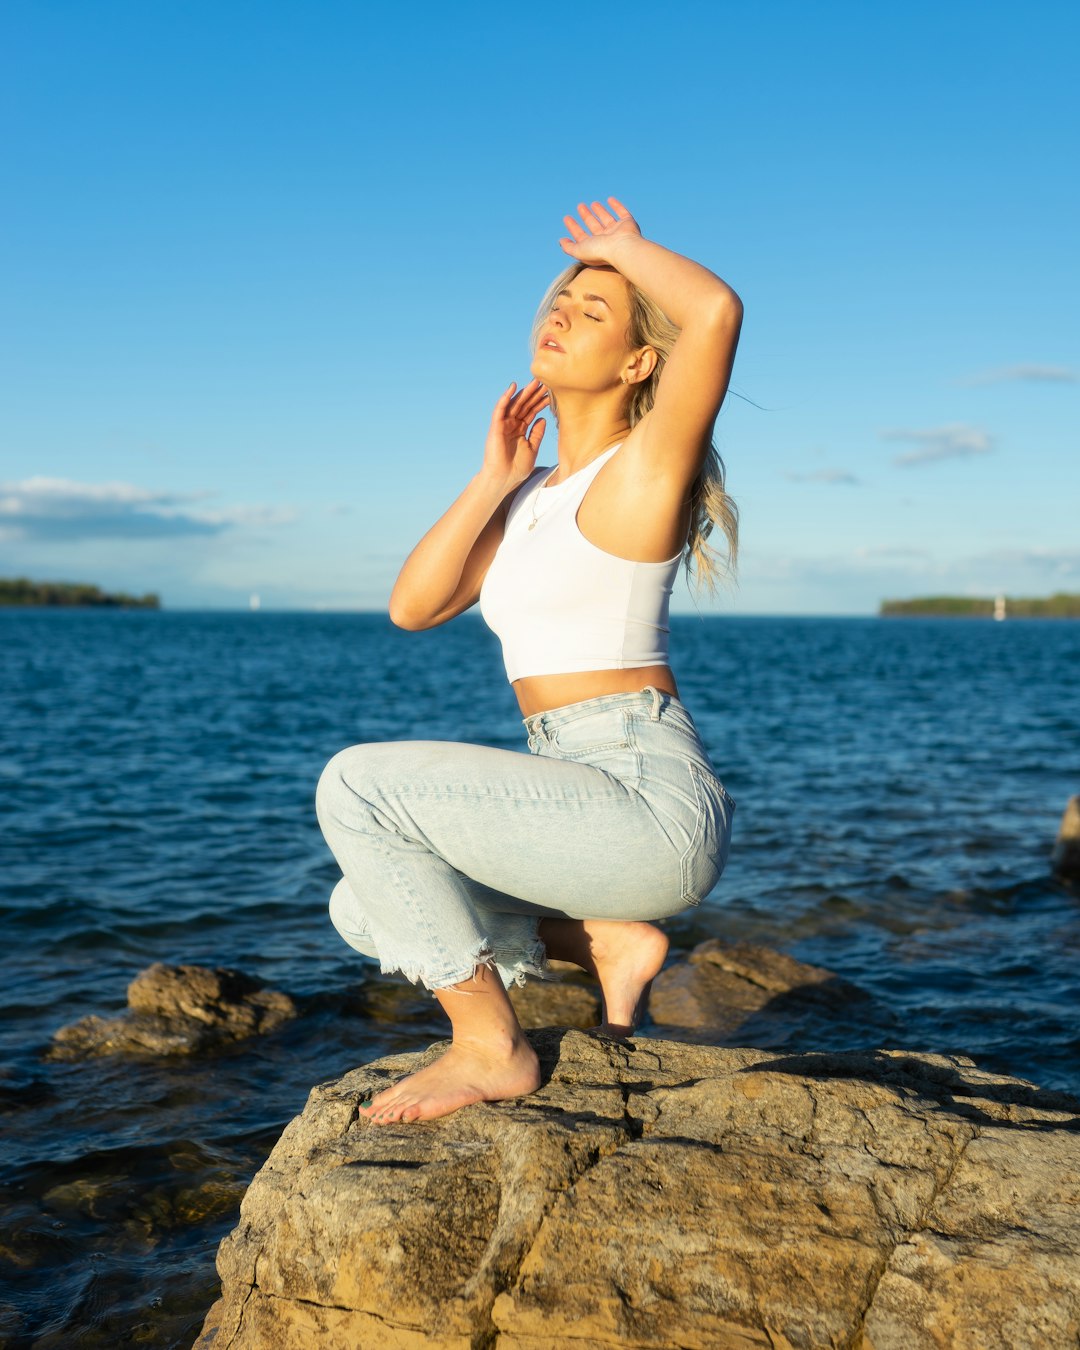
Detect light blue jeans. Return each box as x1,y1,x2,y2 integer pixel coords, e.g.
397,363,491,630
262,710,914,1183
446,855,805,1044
315,685,735,996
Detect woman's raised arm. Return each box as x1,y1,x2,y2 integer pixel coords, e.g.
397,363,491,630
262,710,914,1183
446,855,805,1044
561,198,742,491
388,378,550,630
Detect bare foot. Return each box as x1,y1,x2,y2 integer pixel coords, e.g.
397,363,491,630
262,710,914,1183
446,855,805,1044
539,918,669,1039
587,921,669,1037
357,1035,541,1125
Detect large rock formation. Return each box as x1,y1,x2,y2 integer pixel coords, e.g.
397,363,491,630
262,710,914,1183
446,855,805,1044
196,1028,1080,1350
50,963,297,1058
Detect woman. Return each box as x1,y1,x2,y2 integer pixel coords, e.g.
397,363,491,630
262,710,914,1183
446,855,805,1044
316,197,742,1124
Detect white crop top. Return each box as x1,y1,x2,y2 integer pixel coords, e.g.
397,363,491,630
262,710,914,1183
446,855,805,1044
478,444,683,683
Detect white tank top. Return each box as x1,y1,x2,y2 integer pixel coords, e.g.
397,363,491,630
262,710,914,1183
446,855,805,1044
478,443,683,683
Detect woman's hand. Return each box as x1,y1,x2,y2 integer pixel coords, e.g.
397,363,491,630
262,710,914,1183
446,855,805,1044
482,377,550,489
558,197,642,264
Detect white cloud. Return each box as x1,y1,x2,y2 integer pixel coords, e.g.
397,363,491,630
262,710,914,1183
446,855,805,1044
958,364,1080,386
784,467,860,485
740,544,1080,596
969,547,1080,577
880,423,993,467
853,545,930,560
0,477,294,542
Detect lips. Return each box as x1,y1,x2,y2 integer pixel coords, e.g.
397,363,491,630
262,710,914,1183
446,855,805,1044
539,334,565,352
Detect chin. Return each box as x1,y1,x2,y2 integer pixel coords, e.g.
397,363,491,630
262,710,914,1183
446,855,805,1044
533,349,568,375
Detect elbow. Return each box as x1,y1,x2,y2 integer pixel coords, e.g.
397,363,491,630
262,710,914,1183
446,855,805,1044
713,288,743,326
689,290,742,334
388,599,428,631
388,581,422,630
389,594,447,631
387,589,415,629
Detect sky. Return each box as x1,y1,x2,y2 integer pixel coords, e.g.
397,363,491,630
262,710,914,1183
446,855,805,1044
2,0,1077,614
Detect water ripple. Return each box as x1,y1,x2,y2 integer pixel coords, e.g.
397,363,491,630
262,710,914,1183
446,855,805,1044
1,609,1078,1344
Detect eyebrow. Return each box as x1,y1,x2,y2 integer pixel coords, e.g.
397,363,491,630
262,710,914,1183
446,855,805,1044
557,288,612,309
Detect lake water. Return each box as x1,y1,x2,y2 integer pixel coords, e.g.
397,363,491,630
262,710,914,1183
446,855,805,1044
2,610,1077,1346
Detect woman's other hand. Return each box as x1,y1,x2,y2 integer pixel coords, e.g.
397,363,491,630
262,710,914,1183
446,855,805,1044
483,378,550,489
559,197,642,264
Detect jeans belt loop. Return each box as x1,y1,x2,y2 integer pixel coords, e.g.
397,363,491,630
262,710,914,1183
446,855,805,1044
646,685,661,721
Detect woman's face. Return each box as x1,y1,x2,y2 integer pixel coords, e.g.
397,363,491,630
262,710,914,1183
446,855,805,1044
530,267,638,394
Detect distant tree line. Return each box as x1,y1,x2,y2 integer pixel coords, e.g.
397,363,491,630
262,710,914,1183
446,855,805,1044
880,592,1080,618
0,577,160,609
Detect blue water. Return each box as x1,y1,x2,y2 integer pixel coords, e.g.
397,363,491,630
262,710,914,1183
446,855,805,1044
2,610,1078,1346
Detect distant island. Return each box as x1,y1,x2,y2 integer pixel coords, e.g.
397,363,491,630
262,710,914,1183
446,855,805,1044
880,592,1080,619
0,577,160,609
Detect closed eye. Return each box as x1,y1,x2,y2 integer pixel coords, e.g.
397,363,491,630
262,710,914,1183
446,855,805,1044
550,306,602,322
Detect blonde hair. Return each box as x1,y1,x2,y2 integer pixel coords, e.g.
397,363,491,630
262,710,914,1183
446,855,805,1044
530,261,738,592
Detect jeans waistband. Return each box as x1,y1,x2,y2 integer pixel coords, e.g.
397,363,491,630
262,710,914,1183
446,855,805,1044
522,685,684,737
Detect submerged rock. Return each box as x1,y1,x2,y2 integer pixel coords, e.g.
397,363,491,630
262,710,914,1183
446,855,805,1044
1052,794,1080,880
196,1028,1080,1350
50,963,297,1058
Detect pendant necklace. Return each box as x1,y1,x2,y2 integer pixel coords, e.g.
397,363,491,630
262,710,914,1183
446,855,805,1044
526,442,621,531
527,467,560,531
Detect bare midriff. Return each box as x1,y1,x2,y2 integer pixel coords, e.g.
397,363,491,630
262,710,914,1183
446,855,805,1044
512,665,679,719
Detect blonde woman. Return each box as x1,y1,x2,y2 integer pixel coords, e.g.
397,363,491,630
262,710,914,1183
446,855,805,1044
316,196,742,1124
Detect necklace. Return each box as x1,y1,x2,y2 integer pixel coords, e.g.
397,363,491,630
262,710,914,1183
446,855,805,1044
526,467,560,531
526,443,623,532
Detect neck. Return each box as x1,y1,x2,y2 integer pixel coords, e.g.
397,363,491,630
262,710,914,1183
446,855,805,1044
549,389,630,478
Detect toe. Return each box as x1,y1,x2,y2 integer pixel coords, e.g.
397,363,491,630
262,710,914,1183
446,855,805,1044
359,1087,402,1121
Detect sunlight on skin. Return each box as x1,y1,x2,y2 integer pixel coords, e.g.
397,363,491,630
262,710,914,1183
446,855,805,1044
356,961,539,1125
539,916,669,1034
358,196,702,1128
355,919,669,1125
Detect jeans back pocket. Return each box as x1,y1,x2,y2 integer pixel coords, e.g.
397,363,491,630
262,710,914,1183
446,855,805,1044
680,762,735,905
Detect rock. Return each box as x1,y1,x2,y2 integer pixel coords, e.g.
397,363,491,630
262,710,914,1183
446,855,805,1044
1052,795,1080,880
49,963,297,1058
508,960,601,1029
648,937,882,1045
195,1029,1080,1350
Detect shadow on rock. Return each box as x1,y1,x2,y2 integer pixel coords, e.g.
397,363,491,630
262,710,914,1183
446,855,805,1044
646,936,901,1051
749,1046,1080,1133
195,1026,1080,1350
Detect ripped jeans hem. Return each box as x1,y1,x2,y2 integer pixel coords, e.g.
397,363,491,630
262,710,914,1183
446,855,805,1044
376,932,562,999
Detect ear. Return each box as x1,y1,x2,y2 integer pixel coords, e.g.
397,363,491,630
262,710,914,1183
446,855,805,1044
624,346,659,386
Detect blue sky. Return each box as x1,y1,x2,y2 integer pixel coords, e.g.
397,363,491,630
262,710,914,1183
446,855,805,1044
2,1,1077,613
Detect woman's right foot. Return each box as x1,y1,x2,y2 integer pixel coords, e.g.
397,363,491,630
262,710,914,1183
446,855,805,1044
540,918,669,1038
591,919,669,1035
